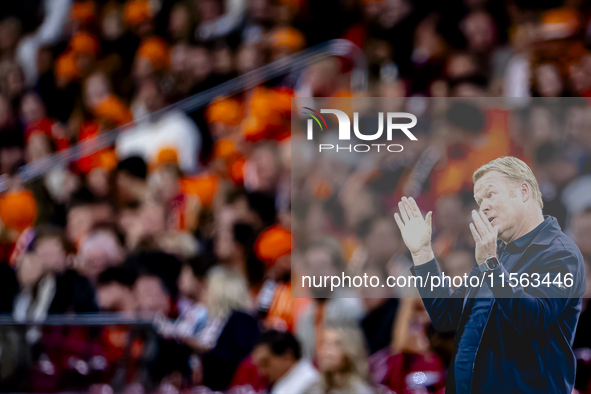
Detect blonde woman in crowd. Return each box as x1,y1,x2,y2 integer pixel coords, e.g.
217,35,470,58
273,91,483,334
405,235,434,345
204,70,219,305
184,265,260,392
311,325,375,394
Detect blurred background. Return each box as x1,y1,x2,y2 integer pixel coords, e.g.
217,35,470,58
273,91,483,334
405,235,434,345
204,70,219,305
0,0,591,392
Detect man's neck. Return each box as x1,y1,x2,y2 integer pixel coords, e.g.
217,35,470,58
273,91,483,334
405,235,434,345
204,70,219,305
274,360,300,387
504,209,545,244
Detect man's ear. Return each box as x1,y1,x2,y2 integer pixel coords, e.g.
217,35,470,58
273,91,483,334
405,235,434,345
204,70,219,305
521,182,530,202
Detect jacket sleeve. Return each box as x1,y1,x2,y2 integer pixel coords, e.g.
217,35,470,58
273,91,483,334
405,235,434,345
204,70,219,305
487,248,584,336
411,258,470,332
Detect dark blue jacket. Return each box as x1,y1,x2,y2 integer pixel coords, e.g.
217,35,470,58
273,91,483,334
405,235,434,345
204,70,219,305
202,311,260,391
412,216,586,394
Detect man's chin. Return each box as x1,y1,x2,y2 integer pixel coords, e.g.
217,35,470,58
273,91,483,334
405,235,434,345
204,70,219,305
497,227,511,243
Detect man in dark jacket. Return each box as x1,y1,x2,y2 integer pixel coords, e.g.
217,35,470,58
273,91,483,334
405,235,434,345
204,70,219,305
394,156,585,394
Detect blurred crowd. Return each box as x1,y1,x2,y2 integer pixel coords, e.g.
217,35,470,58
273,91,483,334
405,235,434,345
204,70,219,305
0,0,591,392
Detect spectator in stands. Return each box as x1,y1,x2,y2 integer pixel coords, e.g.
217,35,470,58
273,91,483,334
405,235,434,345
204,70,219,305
116,76,202,174
134,272,173,316
20,91,68,152
156,230,201,260
15,0,71,85
13,252,45,311
137,270,193,386
96,265,138,313
113,156,148,208
65,190,115,247
124,251,182,304
311,326,374,394
154,254,214,342
11,224,97,387
251,329,320,394
193,265,259,391
147,158,203,234
259,223,310,333
83,70,132,130
382,298,446,394
243,143,284,195
13,225,97,319
75,224,125,283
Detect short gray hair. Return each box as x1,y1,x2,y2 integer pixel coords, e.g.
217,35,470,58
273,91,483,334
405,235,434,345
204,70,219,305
473,156,543,209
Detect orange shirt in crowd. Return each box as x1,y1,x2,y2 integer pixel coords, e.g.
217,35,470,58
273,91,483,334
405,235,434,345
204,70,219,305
242,87,293,143
264,283,310,333
180,173,220,208
94,95,133,128
75,121,118,174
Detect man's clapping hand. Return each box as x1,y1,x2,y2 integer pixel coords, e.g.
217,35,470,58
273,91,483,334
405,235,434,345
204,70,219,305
394,197,435,266
469,209,499,266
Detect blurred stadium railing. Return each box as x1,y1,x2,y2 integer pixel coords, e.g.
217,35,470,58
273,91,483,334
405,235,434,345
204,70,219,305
0,39,367,193
0,313,154,326
0,313,161,391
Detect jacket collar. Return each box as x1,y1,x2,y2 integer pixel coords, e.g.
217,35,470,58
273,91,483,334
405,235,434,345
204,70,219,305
503,216,553,253
529,215,561,246
499,215,560,251
500,216,560,275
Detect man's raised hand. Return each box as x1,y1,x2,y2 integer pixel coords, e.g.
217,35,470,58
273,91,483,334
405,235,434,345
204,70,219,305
469,209,499,266
394,197,435,266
